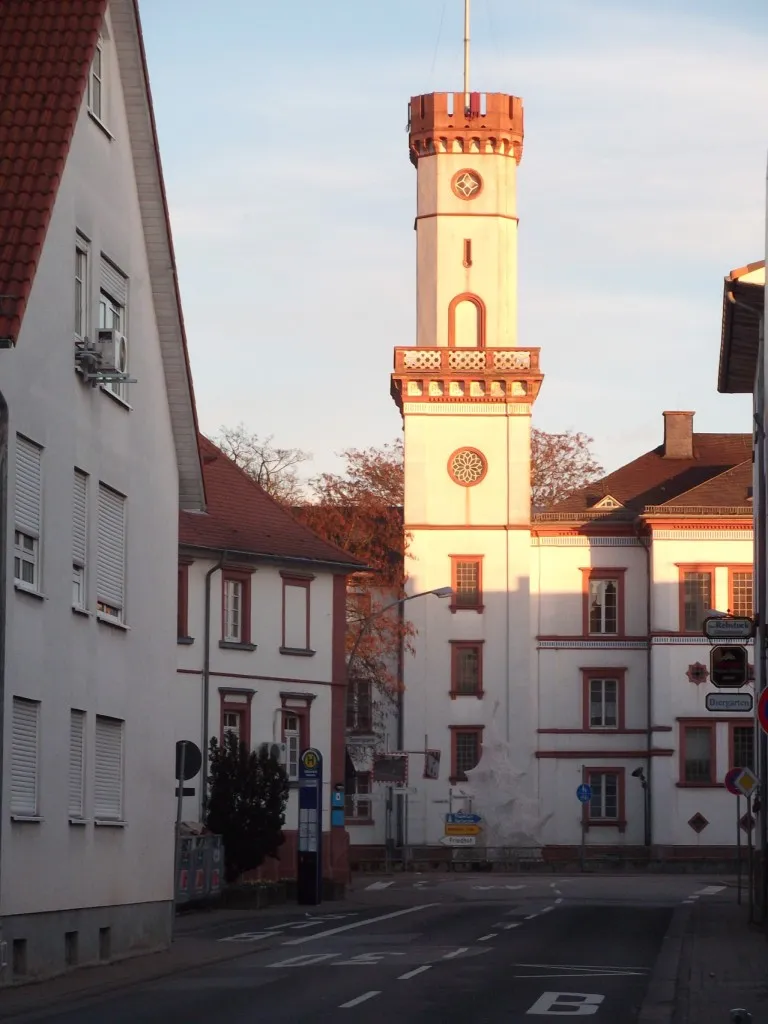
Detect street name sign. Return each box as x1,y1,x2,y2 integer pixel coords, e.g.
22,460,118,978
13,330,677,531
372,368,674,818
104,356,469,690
446,812,482,824
705,692,753,713
703,616,755,641
439,835,476,847
444,824,482,836
710,645,749,688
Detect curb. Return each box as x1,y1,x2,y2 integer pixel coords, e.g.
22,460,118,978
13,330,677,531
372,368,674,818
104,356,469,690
637,903,692,1024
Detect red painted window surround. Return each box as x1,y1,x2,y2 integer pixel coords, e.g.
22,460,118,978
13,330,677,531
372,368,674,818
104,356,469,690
280,692,315,779
678,719,717,787
220,564,256,647
583,766,626,832
177,558,192,641
449,555,484,613
218,687,255,747
728,565,754,617
581,567,627,638
449,724,484,784
280,571,314,654
449,640,484,698
676,564,717,635
580,667,626,731
447,292,486,348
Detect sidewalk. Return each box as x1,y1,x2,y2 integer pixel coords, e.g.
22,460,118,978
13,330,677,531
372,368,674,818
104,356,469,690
674,898,768,1023
0,896,375,1021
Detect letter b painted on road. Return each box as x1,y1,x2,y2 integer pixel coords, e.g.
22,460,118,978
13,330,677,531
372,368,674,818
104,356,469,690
527,991,605,1015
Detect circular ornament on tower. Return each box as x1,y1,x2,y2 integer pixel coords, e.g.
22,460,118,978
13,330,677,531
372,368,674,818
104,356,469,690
448,447,487,487
451,169,483,200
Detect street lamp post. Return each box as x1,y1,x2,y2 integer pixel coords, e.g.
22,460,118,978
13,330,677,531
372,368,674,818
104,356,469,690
632,767,650,848
346,586,453,857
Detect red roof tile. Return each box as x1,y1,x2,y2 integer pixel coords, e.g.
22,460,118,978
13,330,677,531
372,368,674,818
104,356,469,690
657,459,752,509
180,437,364,569
0,0,107,343
542,433,752,518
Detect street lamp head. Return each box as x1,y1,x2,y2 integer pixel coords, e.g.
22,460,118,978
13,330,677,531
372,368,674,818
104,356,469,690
431,587,453,599
631,767,646,780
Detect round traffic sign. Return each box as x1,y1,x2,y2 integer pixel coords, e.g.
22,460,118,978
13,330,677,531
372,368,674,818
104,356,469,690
724,767,744,796
758,688,768,736
576,783,592,804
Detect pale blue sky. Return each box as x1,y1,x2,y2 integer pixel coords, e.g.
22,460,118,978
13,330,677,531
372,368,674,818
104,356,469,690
140,0,768,478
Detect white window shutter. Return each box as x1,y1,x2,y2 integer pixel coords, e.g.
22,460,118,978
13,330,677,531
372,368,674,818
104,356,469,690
11,698,39,816
94,716,123,820
73,471,87,567
100,257,127,306
15,436,42,535
97,484,125,611
68,710,86,818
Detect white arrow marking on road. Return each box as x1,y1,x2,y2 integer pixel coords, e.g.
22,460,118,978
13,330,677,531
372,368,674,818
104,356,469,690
694,885,725,895
365,881,394,890
339,991,381,1009
283,904,440,946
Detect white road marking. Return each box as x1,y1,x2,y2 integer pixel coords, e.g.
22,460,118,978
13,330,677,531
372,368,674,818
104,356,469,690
270,953,339,968
541,906,554,914
527,991,604,1015
283,903,440,946
443,947,469,959
525,913,539,920
365,881,394,891
218,932,272,943
334,952,406,966
340,991,381,1009
472,884,526,891
694,885,725,896
504,923,521,930
478,933,497,941
555,898,563,904
398,965,432,980
516,962,650,975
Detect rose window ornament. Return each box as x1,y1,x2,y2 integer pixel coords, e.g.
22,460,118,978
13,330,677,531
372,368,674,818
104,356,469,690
452,169,482,199
448,447,487,486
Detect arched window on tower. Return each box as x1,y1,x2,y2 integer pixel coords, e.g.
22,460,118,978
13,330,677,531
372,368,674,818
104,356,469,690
448,293,485,348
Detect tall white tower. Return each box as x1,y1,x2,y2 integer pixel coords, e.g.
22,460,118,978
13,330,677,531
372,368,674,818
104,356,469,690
391,82,544,843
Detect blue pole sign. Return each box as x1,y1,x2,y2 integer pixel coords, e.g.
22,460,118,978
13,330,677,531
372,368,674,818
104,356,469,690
576,783,592,804
297,747,323,905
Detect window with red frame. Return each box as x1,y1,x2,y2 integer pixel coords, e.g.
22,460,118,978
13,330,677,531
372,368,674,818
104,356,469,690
221,569,253,645
585,769,622,822
729,569,753,618
451,556,483,611
451,727,483,781
177,563,189,639
681,723,715,784
219,690,253,748
346,676,373,733
731,723,754,774
281,575,312,652
282,709,310,781
680,569,713,633
450,642,483,697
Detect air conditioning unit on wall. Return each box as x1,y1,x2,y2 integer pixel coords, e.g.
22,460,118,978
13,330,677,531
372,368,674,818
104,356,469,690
95,328,127,374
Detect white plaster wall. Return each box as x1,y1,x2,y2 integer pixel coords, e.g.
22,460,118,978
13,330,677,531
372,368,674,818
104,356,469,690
174,559,336,830
404,411,531,526
416,154,518,349
1,45,181,916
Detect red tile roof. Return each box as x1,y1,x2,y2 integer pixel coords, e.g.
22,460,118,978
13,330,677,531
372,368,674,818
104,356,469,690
0,0,107,343
180,437,364,569
540,433,752,519
657,459,752,509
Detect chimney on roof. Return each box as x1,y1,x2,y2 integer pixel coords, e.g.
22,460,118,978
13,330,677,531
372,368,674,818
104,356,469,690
662,411,694,459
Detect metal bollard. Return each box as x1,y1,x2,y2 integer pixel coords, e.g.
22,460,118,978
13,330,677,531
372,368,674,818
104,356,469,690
730,1011,752,1023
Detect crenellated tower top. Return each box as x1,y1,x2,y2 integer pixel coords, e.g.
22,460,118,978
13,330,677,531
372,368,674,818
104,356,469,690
408,92,524,167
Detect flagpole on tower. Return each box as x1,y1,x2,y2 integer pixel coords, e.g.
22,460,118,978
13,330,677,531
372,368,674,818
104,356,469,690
463,0,471,112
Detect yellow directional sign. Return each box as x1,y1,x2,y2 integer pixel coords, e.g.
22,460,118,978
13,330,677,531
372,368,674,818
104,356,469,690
444,823,482,836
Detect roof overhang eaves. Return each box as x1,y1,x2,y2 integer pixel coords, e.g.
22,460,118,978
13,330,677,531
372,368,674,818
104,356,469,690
718,277,763,394
179,543,367,574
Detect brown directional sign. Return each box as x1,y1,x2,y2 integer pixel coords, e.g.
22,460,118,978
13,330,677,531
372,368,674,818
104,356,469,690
710,644,749,688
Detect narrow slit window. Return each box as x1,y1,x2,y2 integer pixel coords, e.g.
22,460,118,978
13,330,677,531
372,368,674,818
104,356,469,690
463,239,472,268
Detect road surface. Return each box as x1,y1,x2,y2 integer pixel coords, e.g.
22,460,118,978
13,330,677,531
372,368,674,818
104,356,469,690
6,875,730,1023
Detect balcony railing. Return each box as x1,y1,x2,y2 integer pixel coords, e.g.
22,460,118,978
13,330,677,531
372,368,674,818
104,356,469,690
393,347,540,374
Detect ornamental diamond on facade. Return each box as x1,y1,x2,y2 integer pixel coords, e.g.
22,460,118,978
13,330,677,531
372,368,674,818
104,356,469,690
686,662,709,685
688,812,709,834
453,169,482,198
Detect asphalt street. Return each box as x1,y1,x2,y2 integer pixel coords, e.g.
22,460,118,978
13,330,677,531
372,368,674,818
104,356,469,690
6,876,730,1023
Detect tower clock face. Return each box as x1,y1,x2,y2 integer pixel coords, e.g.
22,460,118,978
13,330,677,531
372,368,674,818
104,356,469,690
452,169,482,199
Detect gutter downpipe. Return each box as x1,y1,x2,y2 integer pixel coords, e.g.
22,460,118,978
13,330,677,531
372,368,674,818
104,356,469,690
201,550,228,820
754,321,767,924
396,596,405,848
636,519,653,852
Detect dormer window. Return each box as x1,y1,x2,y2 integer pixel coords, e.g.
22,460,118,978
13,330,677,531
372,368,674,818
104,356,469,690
593,494,623,510
87,40,104,121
